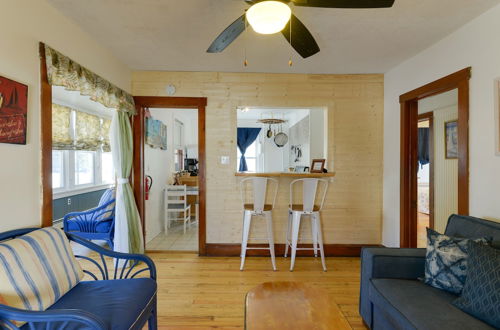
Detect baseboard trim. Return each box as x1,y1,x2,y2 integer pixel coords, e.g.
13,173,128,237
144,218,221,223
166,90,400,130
205,243,383,257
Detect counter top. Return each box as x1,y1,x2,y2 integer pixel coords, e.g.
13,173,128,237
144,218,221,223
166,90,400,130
235,172,335,178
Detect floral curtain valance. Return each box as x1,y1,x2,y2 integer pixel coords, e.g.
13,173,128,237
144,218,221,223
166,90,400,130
52,103,111,151
44,45,135,115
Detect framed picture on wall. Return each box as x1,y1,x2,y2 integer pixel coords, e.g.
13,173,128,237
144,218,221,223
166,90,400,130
495,78,500,156
0,76,28,145
445,120,458,159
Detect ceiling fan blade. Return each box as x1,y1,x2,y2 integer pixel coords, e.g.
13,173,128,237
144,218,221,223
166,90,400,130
207,15,246,53
281,14,320,58
291,0,395,8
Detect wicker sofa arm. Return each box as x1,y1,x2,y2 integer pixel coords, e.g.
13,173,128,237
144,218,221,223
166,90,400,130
68,234,157,281
359,247,426,328
0,304,106,329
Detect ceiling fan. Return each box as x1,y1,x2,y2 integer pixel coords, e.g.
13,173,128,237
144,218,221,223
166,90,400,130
207,0,395,59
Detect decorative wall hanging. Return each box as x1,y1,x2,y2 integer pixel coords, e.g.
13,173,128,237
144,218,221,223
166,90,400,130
445,120,458,159
146,117,167,150
0,76,28,145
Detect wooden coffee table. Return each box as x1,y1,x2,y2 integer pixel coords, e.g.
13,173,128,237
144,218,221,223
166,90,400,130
245,282,351,330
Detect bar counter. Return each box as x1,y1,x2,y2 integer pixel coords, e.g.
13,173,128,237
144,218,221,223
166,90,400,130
235,172,335,178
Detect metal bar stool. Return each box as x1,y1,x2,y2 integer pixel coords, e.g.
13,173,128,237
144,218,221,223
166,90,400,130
239,177,279,271
285,178,329,271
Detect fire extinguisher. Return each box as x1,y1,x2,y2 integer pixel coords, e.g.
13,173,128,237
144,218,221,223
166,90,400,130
145,175,153,201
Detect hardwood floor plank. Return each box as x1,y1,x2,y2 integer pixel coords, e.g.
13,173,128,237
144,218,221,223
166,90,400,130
148,252,367,329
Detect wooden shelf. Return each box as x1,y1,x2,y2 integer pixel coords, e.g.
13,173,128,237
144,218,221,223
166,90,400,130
235,172,335,178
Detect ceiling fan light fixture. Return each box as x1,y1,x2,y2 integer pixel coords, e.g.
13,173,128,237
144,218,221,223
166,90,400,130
246,1,291,35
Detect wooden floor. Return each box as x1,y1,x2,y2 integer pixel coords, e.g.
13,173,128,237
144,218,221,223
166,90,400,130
417,212,430,248
149,252,367,330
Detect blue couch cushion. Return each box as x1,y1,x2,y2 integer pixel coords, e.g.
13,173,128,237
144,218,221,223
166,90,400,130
445,214,500,243
452,242,500,328
66,219,113,233
21,278,156,329
369,279,494,330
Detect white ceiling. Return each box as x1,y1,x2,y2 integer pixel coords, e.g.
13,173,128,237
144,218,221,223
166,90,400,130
47,0,500,74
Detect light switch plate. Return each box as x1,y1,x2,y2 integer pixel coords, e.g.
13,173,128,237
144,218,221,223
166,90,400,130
220,156,230,165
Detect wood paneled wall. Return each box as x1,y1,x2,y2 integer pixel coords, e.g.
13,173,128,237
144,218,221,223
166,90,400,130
132,72,384,245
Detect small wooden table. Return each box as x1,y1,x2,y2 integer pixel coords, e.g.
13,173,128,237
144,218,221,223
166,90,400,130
245,282,351,330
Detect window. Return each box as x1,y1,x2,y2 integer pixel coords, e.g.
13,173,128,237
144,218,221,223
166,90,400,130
52,150,64,189
101,152,114,184
52,104,114,196
74,151,95,185
237,140,258,172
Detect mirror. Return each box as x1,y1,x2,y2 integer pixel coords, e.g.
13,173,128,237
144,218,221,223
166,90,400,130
236,107,327,173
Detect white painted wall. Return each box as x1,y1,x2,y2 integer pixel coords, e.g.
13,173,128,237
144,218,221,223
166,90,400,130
383,3,500,247
309,109,326,161
432,106,459,233
0,0,131,232
144,111,170,242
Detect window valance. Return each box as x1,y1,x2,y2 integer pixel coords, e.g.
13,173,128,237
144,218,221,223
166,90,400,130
44,45,135,115
52,103,111,151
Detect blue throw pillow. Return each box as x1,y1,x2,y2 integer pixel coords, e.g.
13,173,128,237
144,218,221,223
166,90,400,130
424,228,489,294
452,241,500,328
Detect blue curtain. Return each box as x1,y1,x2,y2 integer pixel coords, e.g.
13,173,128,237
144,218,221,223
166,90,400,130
418,127,430,168
237,128,261,172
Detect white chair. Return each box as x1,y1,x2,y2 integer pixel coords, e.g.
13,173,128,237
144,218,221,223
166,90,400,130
164,184,192,234
239,177,279,271
285,178,329,271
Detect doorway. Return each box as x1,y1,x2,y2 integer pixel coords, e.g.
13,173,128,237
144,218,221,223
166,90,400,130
417,113,434,247
132,97,207,255
399,68,470,248
144,108,199,251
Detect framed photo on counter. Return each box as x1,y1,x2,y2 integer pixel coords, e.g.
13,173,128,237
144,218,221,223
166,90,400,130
310,159,326,173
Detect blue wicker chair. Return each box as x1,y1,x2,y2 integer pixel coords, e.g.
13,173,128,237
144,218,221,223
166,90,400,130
0,228,157,329
63,188,116,249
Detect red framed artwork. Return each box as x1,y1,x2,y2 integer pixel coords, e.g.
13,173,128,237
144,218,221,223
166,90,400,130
0,76,28,145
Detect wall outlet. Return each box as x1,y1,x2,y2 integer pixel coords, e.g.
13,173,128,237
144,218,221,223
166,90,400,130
220,156,230,165
67,198,71,206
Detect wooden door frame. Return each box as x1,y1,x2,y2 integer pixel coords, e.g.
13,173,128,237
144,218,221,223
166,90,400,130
132,96,207,255
40,42,53,228
417,112,434,230
399,67,470,248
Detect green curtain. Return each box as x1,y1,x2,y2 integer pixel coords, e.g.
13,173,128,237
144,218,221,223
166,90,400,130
110,111,144,254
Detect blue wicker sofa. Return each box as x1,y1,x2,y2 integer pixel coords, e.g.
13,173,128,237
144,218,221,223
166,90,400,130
360,214,500,330
0,227,157,329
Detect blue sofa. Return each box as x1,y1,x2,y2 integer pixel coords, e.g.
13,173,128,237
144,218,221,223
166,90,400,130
0,228,157,329
360,214,500,330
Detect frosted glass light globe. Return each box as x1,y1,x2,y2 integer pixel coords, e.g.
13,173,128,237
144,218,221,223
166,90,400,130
246,1,292,35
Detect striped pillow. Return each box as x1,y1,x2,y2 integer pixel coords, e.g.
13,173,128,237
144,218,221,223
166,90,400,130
0,227,83,318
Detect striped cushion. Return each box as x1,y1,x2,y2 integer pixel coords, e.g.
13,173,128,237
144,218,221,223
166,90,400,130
0,227,83,318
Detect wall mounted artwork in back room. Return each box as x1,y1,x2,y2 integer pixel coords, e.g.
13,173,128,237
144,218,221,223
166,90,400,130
0,76,28,145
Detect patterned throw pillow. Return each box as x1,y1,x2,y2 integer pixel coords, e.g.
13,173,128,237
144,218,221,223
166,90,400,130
0,228,83,326
424,228,488,294
452,241,500,328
